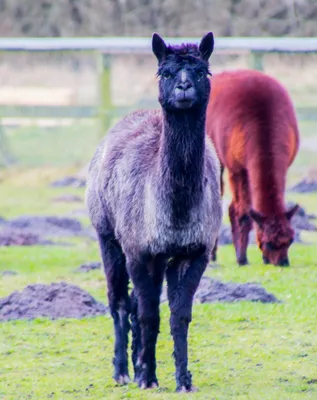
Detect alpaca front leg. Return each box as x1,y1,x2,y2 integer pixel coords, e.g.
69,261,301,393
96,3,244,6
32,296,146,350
127,255,165,389
166,251,208,392
130,289,142,382
237,213,252,265
229,202,239,253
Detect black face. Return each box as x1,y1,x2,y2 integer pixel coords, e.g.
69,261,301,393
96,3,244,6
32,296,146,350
157,59,210,110
152,32,214,110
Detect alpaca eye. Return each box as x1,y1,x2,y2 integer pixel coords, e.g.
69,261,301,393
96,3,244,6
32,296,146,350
162,72,172,79
197,71,205,80
266,242,278,251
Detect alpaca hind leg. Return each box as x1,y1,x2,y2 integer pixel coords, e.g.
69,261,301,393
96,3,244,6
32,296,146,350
166,250,209,392
98,233,131,385
127,254,165,389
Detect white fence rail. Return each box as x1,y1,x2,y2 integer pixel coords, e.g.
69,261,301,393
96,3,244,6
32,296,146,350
0,36,317,53
0,36,316,133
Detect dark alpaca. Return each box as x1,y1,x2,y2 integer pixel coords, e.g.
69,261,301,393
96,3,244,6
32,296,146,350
206,69,299,267
86,33,222,392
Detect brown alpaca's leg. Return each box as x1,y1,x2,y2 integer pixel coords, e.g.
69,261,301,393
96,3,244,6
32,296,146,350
228,171,252,265
98,233,131,385
228,172,239,257
166,250,209,392
211,165,224,262
127,254,165,389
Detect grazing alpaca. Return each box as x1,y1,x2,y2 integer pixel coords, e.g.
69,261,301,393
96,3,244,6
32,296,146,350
86,33,222,392
206,69,299,267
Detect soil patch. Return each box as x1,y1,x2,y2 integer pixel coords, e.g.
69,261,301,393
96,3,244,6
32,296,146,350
53,194,83,203
1,270,18,277
287,202,316,231
217,225,233,245
6,215,83,235
289,178,317,193
0,215,94,247
50,176,86,188
75,261,102,273
0,229,54,246
161,276,280,304
0,282,108,321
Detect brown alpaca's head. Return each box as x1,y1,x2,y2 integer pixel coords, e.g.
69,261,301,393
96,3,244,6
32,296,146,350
250,204,299,266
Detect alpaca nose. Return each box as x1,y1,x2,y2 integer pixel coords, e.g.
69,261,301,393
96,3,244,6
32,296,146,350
277,257,289,267
176,81,192,91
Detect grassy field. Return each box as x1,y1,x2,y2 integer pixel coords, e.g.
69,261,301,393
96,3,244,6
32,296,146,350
0,117,317,399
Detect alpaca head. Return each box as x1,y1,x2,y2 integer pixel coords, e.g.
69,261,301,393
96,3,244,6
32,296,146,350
250,204,299,266
152,32,214,110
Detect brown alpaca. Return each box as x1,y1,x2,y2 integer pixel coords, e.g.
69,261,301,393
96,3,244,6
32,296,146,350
207,69,299,266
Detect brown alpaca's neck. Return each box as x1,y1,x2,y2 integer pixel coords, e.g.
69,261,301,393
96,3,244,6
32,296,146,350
249,162,286,216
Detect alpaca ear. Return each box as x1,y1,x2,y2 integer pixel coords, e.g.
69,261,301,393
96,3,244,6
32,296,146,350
152,33,167,63
285,204,299,220
249,209,265,226
199,32,214,61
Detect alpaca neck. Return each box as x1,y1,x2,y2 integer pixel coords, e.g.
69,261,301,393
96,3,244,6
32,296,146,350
159,107,206,225
250,163,286,216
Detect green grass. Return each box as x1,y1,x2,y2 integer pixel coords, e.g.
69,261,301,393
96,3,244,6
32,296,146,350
0,116,317,399
0,174,316,399
4,120,101,168
1,242,317,399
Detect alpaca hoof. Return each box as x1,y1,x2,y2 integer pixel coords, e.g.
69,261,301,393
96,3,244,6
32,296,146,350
140,381,159,390
237,258,249,266
178,385,198,393
262,255,270,265
115,374,130,385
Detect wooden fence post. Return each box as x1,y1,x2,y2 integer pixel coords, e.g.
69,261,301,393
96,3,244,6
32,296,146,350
0,122,16,167
98,52,113,137
249,51,264,71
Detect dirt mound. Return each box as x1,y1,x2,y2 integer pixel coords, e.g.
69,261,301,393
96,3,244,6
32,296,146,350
50,176,86,188
53,194,83,203
0,282,108,321
0,229,53,246
7,215,83,234
75,261,102,273
0,215,94,247
287,202,316,231
161,276,280,304
289,179,317,193
217,225,234,245
1,270,17,277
